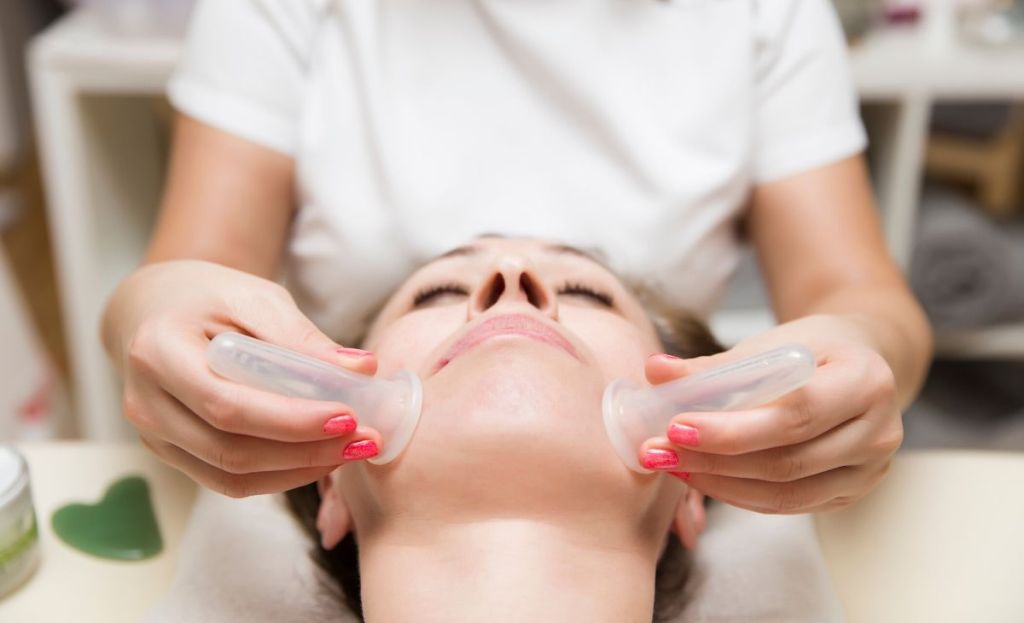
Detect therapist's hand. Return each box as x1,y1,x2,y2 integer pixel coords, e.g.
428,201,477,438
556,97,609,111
102,259,383,498
640,314,904,514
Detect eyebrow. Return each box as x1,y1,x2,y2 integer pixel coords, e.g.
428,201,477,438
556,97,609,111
432,240,607,266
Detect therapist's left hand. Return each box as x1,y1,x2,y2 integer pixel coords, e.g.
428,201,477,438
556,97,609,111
641,314,904,514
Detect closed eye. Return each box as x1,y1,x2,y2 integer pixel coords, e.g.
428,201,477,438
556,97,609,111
557,281,614,307
412,282,469,307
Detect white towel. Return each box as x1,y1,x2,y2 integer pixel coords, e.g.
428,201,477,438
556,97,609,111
144,489,845,622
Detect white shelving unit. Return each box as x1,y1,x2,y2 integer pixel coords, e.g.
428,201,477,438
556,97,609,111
29,6,1024,440
714,4,1024,355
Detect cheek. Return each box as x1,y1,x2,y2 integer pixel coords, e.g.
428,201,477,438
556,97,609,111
370,311,463,377
562,310,660,385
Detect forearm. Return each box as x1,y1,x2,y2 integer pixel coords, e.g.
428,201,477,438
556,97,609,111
749,155,934,409
782,285,933,409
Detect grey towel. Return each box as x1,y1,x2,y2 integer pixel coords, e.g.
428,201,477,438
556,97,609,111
910,188,1024,328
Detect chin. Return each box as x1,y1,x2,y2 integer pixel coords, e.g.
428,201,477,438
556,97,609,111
427,340,601,424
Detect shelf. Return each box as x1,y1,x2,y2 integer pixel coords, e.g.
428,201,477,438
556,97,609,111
849,9,1024,100
935,323,1024,360
29,11,180,93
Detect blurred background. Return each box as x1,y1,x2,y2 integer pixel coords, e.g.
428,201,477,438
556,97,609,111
0,0,1022,449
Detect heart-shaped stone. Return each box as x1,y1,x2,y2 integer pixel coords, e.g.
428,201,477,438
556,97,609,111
51,475,162,561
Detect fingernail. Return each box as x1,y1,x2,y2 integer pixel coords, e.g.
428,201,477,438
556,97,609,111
337,347,372,358
649,353,680,361
323,414,357,435
343,439,379,461
668,423,700,447
669,471,691,481
641,448,679,470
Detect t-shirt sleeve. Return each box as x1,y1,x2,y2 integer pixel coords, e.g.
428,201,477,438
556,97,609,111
167,0,319,156
751,0,867,183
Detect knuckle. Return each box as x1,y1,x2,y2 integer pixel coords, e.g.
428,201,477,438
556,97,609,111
786,400,815,440
871,423,905,457
868,361,898,406
263,279,292,301
769,484,806,514
201,385,243,431
826,495,857,511
304,447,324,469
767,449,804,482
697,451,718,475
216,443,252,475
126,322,162,375
872,459,894,484
216,474,253,499
121,392,155,431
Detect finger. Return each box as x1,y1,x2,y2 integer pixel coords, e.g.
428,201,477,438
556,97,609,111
676,502,699,552
150,389,382,474
685,462,890,515
662,358,874,455
687,489,707,535
651,417,887,482
226,286,378,376
140,434,340,498
150,331,375,441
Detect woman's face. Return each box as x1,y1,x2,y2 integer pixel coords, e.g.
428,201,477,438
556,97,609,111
327,237,685,542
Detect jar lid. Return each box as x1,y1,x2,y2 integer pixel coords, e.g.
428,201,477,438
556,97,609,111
0,445,28,507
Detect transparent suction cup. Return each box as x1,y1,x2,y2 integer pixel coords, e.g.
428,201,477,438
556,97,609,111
206,332,423,465
603,344,816,473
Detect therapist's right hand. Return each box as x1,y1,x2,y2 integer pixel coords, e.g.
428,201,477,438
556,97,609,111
102,259,383,498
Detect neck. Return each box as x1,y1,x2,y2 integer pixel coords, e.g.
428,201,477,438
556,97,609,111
357,517,658,622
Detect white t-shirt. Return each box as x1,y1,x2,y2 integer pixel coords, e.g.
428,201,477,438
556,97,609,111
169,0,866,344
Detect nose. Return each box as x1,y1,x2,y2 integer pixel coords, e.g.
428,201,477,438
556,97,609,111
468,254,558,320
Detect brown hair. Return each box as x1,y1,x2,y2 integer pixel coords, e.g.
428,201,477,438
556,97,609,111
285,279,723,621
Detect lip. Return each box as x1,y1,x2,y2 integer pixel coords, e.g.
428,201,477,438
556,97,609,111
433,313,580,372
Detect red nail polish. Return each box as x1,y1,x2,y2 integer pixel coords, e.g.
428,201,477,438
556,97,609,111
641,449,679,470
343,440,379,461
337,347,372,358
668,423,700,447
669,471,691,481
323,414,357,435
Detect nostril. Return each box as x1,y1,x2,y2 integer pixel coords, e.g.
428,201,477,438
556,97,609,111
483,273,505,309
520,273,545,309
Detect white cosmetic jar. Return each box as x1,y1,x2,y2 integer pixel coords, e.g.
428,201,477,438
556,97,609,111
0,445,39,598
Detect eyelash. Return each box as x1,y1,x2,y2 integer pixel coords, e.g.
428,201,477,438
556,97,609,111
411,281,614,307
558,281,614,307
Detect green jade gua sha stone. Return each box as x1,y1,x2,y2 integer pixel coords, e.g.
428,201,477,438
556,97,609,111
51,475,163,561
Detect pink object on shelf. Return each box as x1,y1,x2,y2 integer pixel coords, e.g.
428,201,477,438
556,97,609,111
884,1,923,25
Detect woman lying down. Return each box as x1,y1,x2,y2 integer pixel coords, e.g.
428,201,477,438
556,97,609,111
147,236,844,622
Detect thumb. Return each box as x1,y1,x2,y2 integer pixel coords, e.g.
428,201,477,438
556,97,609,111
645,350,733,386
235,292,378,377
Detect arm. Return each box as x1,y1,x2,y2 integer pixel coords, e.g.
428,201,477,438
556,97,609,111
748,154,934,409
101,116,381,497
145,113,295,276
642,155,933,514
